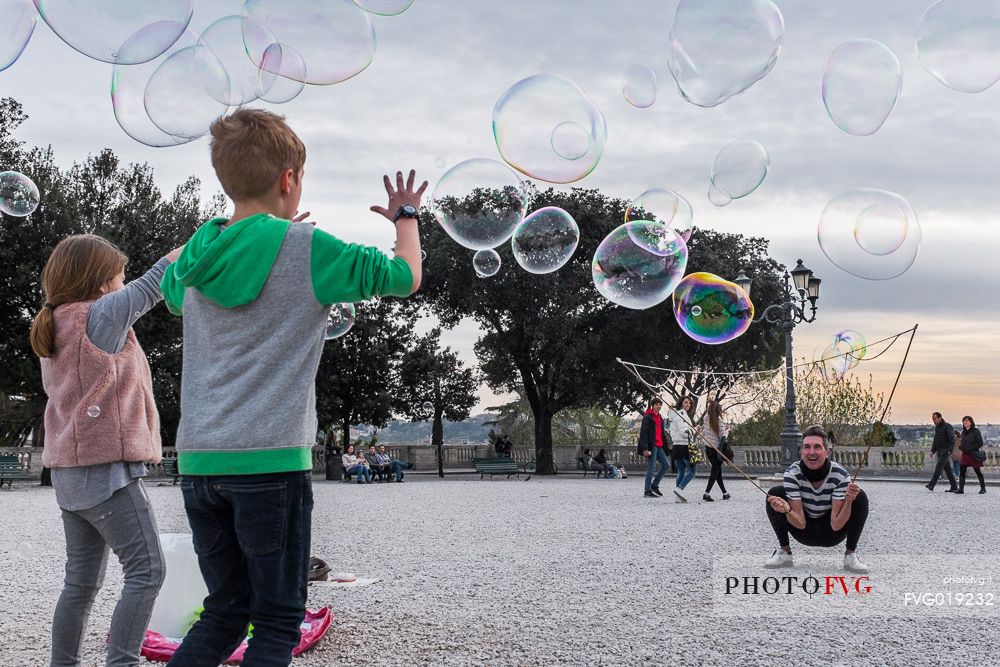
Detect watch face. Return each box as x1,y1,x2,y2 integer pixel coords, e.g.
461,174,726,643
402,205,417,215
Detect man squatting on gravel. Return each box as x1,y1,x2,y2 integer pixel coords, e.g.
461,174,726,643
763,425,870,573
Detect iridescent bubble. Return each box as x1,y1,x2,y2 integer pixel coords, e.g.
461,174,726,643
709,139,769,205
510,206,580,275
672,272,754,345
420,401,433,412
352,0,414,16
473,249,501,277
429,158,526,251
256,43,307,104
325,303,356,340
433,157,446,169
592,222,688,310
86,405,101,418
666,0,784,107
822,39,902,136
492,74,607,184
243,0,375,85
0,171,40,217
112,29,200,148
197,15,276,106
0,0,35,72
623,64,658,108
916,0,1000,93
818,188,920,280
15,541,34,559
813,330,867,383
143,44,231,140
625,188,694,243
33,0,193,64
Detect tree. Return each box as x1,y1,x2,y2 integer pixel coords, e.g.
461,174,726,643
394,327,478,477
315,297,417,446
418,185,784,474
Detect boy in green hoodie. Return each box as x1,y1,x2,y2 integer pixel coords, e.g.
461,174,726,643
161,109,425,666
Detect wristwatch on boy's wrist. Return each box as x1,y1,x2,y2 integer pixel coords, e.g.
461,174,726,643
392,204,419,223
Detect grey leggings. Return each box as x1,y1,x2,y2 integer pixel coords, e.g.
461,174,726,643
51,480,166,667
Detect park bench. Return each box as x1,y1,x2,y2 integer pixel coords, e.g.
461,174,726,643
161,457,180,485
473,457,532,480
0,454,29,490
576,456,602,478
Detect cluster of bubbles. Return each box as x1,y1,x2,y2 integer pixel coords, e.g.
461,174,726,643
818,188,921,280
671,272,754,345
473,249,501,277
622,64,657,108
0,171,40,217
708,140,770,206
666,0,784,108
916,0,1000,93
822,39,902,136
510,207,580,275
813,330,867,383
492,74,607,184
592,222,688,310
324,303,356,340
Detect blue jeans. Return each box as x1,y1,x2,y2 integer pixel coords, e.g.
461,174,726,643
952,460,961,478
348,465,371,483
169,472,313,667
676,459,697,489
644,447,670,491
390,460,404,481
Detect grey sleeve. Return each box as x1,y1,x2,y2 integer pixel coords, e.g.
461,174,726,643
86,258,170,354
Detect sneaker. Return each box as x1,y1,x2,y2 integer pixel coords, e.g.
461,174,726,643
703,493,714,502
924,483,934,491
673,488,687,503
954,489,964,494
722,493,731,500
764,549,793,569
979,488,987,494
650,486,663,497
644,490,657,498
843,552,869,574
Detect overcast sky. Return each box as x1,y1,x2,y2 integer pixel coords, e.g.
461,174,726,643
2,0,998,424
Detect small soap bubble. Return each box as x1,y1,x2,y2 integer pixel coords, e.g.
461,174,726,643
325,303,356,340
549,121,591,161
434,156,446,169
623,64,658,108
473,249,501,277
421,401,434,412
625,188,694,242
15,541,35,559
86,406,101,418
429,158,526,251
0,171,40,217
691,305,703,317
822,39,901,136
709,139,769,204
510,207,579,274
916,0,1000,93
813,330,867,383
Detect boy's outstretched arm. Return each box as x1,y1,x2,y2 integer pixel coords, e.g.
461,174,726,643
370,169,427,293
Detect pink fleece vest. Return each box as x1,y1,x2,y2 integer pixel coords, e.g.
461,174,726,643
40,301,162,468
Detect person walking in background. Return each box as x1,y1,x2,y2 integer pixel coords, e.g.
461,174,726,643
638,397,670,498
669,396,698,503
31,235,183,667
700,399,731,502
951,429,962,480
958,416,987,495
925,412,959,492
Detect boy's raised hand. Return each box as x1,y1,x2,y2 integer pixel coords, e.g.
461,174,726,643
370,169,428,222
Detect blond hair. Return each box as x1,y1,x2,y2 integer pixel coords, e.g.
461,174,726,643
209,109,306,201
30,235,127,358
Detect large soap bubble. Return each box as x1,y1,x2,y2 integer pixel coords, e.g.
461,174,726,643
916,0,1000,93
623,64,658,108
352,0,414,15
33,0,192,64
0,0,35,72
0,171,40,217
822,39,902,136
813,330,867,383
143,44,231,141
256,43,307,104
625,188,693,243
818,188,920,280
325,303,356,340
429,158,526,251
709,139,769,206
473,249,501,277
511,206,579,274
666,0,784,107
243,0,375,85
592,222,688,310
197,15,276,106
492,74,607,184
672,273,754,345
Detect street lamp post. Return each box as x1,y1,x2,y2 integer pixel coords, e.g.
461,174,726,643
735,259,822,468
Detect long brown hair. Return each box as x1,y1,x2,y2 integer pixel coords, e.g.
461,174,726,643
706,399,723,435
29,235,127,358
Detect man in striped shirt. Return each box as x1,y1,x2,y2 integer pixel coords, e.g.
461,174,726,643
763,425,870,573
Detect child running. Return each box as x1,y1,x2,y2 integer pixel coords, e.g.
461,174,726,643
31,234,183,667
161,108,424,666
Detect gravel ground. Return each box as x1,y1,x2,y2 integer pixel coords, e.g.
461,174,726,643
1,474,997,666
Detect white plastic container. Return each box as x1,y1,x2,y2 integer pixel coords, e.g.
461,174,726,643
147,533,209,639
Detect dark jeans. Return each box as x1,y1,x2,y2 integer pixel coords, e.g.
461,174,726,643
765,485,869,552
705,461,727,494
644,447,669,491
928,451,958,490
169,472,313,667
959,465,986,491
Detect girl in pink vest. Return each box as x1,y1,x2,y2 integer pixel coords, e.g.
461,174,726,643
30,234,182,667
